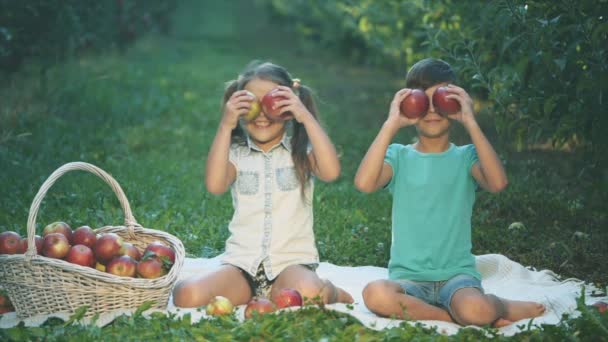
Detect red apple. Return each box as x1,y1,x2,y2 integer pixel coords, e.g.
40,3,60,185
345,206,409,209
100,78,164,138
244,297,276,319
144,241,175,265
0,290,12,307
0,306,15,314
591,301,608,313
243,91,261,121
273,288,303,309
136,256,165,279
94,233,124,264
120,242,142,261
400,89,429,119
42,222,73,243
72,226,97,249
432,86,460,116
42,233,71,259
0,231,21,255
17,235,43,254
106,255,138,277
66,244,96,267
261,88,292,121
206,296,234,316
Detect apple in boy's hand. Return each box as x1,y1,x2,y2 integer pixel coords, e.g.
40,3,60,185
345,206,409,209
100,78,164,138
432,86,460,116
18,235,43,254
72,226,97,249
42,233,71,259
94,233,124,264
243,91,261,121
244,297,276,318
400,89,429,119
66,244,96,267
43,222,73,243
273,288,303,308
206,296,234,316
261,88,291,121
0,231,21,255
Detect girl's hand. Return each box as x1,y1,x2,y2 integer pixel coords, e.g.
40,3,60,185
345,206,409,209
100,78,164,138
221,90,255,129
269,86,311,123
443,85,476,128
385,88,420,130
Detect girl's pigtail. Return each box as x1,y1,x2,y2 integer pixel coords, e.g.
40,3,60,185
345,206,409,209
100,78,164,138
291,84,317,194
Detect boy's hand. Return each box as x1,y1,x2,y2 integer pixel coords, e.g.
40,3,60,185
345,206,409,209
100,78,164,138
443,85,477,129
386,88,420,129
271,86,311,123
222,90,255,129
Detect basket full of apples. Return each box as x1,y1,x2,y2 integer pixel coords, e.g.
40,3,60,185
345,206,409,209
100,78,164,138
0,162,185,319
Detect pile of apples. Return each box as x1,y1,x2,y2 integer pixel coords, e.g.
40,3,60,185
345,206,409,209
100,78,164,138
0,221,175,279
206,288,304,319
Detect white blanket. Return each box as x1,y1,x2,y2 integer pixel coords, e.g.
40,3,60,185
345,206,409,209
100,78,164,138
1,254,606,336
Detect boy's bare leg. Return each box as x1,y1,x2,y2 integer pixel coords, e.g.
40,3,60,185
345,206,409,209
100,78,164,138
450,288,545,327
172,265,252,308
271,265,354,304
363,280,454,322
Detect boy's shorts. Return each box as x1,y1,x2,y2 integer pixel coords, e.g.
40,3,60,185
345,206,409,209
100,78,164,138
394,273,483,318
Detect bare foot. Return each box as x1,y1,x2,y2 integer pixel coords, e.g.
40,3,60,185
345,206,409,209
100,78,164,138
503,300,545,322
336,286,354,304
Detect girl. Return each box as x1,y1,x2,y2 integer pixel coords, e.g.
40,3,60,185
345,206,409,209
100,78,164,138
173,61,353,308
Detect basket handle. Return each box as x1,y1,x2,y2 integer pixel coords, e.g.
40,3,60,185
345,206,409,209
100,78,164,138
26,162,138,260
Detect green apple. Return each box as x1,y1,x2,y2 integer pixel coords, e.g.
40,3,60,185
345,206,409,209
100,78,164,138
243,91,261,121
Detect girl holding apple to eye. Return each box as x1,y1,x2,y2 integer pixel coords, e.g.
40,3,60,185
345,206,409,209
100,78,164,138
354,58,545,327
172,61,353,308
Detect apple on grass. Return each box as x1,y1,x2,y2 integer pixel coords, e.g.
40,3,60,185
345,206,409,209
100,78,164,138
400,89,429,119
42,221,73,243
273,288,303,309
106,255,137,277
244,297,276,319
0,231,21,255
243,91,261,121
206,296,234,316
17,235,43,254
72,226,97,249
591,301,607,314
261,88,292,121
42,233,71,259
94,233,124,265
432,86,461,116
136,256,165,279
66,244,96,267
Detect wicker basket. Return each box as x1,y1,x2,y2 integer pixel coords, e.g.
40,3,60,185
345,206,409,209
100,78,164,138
0,162,185,319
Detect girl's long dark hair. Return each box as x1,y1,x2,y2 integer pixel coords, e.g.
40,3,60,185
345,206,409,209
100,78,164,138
222,61,318,194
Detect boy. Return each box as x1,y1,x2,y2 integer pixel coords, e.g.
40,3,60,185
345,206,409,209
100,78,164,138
354,58,545,327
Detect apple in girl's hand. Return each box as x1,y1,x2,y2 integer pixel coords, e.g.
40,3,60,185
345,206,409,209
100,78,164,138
273,288,303,308
0,231,21,255
43,221,73,243
400,89,429,119
94,233,124,264
243,91,261,121
136,256,165,278
206,296,234,316
66,244,96,267
18,235,43,254
120,242,142,261
144,241,175,265
72,226,97,249
261,88,292,121
244,297,276,319
42,233,71,259
432,86,460,116
106,255,137,277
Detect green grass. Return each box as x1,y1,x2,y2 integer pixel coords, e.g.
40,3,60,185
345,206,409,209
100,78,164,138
1,0,607,340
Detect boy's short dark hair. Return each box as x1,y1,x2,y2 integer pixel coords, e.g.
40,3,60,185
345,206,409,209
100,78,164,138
405,58,457,89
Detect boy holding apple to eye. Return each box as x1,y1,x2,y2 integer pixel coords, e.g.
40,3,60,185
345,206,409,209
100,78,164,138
354,58,545,327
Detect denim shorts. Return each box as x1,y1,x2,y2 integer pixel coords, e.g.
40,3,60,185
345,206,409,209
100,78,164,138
394,274,483,317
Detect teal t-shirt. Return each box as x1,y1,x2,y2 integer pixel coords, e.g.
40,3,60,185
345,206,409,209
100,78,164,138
384,143,481,281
